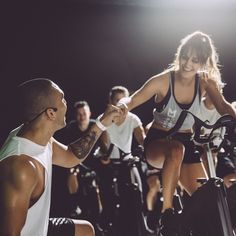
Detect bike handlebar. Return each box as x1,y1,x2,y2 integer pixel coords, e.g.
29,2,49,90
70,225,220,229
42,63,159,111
166,110,236,144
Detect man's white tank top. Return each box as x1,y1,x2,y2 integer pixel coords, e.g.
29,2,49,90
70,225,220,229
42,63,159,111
0,126,52,236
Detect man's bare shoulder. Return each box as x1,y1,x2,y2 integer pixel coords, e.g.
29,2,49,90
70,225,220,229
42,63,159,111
0,155,38,189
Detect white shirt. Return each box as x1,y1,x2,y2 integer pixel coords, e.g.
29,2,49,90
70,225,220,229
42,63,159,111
106,112,142,154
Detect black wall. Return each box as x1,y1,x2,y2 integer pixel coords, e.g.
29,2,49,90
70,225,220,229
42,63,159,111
1,0,236,145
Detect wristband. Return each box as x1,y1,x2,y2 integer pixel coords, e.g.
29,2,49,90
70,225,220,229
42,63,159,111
96,118,107,131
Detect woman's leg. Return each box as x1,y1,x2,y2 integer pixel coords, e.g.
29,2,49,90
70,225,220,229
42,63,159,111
179,162,207,195
146,139,184,212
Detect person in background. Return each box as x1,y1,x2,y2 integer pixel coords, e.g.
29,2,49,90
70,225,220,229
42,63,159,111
198,94,236,188
98,86,147,235
51,101,104,227
100,86,145,157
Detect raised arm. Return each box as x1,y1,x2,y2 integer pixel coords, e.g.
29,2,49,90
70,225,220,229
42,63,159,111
52,104,121,168
118,75,162,111
0,156,38,236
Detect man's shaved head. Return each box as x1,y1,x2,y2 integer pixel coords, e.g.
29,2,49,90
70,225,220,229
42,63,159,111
18,78,58,123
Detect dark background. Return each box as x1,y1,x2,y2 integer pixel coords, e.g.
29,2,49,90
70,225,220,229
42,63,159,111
1,0,236,145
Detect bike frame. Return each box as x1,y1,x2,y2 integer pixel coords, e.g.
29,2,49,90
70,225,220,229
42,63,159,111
171,110,236,236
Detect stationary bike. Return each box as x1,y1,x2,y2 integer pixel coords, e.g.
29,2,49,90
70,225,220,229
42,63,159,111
166,110,236,236
94,143,150,236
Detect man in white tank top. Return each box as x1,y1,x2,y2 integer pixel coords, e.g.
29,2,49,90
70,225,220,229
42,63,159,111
0,79,121,236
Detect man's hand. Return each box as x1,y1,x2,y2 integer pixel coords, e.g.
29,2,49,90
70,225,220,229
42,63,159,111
99,104,122,127
117,103,128,119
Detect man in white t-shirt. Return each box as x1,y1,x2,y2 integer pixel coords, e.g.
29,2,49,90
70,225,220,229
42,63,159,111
101,86,145,157
97,86,146,234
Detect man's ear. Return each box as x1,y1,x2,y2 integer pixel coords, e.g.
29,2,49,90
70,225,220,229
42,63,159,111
45,108,57,120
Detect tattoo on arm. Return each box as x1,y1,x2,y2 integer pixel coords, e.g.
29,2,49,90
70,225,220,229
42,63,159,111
69,130,98,160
